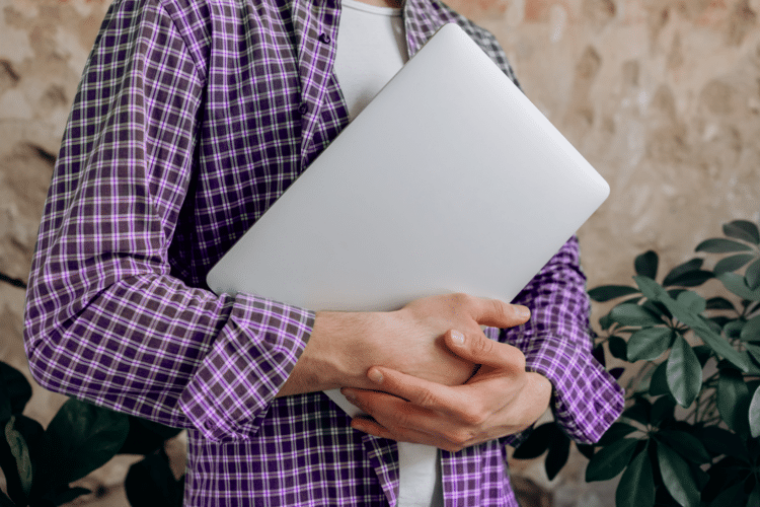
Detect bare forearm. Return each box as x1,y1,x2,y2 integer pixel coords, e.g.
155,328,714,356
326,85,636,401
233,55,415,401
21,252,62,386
277,310,383,396
276,293,530,397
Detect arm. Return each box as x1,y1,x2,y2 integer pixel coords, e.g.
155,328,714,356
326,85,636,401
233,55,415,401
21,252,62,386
23,0,528,444
503,236,624,444
23,0,314,442
342,237,624,449
278,294,532,397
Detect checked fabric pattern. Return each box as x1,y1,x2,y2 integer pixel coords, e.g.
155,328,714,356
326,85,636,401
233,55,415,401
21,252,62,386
23,0,624,505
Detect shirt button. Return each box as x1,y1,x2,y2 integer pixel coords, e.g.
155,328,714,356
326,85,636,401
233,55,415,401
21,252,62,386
319,33,331,44
299,103,309,115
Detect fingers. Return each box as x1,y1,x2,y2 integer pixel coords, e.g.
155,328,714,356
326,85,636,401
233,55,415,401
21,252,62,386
445,329,527,371
348,366,457,410
342,387,475,452
450,293,530,329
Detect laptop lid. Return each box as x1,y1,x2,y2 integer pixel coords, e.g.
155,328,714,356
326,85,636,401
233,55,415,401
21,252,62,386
206,23,610,312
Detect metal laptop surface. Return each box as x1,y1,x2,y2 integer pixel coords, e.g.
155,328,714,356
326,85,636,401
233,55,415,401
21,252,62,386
206,23,610,313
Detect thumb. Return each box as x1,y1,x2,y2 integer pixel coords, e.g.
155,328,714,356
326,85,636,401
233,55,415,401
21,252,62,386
445,329,526,372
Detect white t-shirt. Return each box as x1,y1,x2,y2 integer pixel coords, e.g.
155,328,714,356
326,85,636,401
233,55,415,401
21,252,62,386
333,2,443,506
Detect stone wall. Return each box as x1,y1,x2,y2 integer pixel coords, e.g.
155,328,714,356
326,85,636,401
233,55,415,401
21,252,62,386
1,0,758,506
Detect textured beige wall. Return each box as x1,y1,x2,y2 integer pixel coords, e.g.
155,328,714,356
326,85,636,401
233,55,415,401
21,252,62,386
1,0,759,506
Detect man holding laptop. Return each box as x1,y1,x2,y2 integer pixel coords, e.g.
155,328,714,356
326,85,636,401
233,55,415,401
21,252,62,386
23,0,623,505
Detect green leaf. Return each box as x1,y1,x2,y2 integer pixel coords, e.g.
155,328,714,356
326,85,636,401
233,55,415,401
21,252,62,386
744,349,760,373
657,442,700,507
586,438,639,482
705,297,735,310
723,220,760,244
650,397,676,426
746,257,760,290
55,487,92,506
623,398,651,425
748,487,760,507
0,491,15,507
713,253,756,275
609,304,663,327
608,336,628,360
627,328,673,362
696,238,754,253
635,276,749,371
718,272,760,301
693,345,712,367
708,481,746,507
663,259,704,286
615,447,654,507
0,362,33,417
119,416,183,456
599,313,614,330
649,361,669,396
696,426,749,461
676,291,706,314
125,453,184,507
635,251,659,279
750,385,760,438
5,417,32,498
544,431,570,481
741,316,760,341
654,430,710,464
666,335,702,407
511,422,554,459
724,319,745,340
598,422,638,446
588,285,640,302
717,368,751,435
577,444,595,460
44,399,129,487
663,270,714,288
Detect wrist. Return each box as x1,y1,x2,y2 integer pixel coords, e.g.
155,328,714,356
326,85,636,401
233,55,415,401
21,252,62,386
526,371,554,413
278,310,389,396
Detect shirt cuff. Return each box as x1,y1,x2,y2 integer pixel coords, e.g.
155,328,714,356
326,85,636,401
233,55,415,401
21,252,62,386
178,292,315,442
524,335,624,444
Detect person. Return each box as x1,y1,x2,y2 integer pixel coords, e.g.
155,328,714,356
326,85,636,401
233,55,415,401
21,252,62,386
23,0,624,505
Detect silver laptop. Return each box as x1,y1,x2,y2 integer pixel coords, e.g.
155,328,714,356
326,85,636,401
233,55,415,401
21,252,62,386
206,23,610,313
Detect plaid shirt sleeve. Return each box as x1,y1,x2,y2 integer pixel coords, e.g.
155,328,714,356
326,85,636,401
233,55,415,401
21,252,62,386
450,11,624,446
22,0,314,442
500,236,624,445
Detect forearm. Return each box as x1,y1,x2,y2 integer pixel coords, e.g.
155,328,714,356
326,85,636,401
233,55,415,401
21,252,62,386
502,236,624,444
278,294,531,398
24,265,313,434
278,303,475,397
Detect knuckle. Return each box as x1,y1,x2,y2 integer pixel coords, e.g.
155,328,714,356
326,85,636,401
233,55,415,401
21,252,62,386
393,409,413,430
443,429,471,448
472,335,496,357
416,386,438,408
491,299,509,321
460,407,488,427
510,348,527,371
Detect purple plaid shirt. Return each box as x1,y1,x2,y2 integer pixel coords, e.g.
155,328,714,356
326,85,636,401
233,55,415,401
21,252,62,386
23,0,624,505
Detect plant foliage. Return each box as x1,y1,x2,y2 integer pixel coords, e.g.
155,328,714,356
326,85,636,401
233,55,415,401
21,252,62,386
0,362,184,506
513,219,760,507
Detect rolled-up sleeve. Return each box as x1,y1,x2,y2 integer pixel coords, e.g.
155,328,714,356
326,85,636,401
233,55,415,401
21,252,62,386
23,0,312,442
499,236,624,445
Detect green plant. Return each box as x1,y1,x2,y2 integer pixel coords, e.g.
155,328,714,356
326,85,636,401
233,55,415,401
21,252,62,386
512,219,760,507
0,361,183,507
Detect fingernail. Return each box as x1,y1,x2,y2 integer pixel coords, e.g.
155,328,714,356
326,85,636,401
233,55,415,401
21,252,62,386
517,306,531,320
451,330,465,345
343,389,357,402
368,368,383,384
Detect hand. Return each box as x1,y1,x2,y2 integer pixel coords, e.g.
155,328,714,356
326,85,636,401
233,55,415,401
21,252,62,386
340,329,553,452
361,293,532,387
278,293,531,396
